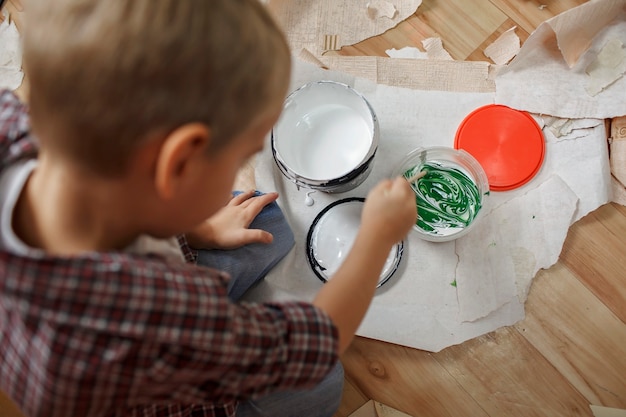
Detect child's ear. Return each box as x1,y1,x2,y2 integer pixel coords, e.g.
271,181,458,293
154,123,210,200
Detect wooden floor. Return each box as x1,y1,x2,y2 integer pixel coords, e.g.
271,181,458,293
329,1,626,416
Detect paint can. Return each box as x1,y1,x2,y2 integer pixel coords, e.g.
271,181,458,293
395,146,490,242
272,81,379,193
306,198,403,288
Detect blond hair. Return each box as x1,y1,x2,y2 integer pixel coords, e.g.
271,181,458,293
22,0,291,176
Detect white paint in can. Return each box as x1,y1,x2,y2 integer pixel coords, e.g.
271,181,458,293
273,81,377,186
288,104,372,180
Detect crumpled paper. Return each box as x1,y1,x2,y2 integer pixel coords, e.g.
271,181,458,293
245,59,610,351
495,0,626,119
0,11,23,91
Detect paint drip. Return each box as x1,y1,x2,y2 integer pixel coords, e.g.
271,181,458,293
305,191,316,206
404,161,482,236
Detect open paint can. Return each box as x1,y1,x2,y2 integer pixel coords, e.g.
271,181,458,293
272,81,379,193
394,146,489,242
306,198,403,288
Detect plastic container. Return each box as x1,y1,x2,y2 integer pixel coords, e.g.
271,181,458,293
393,146,489,242
306,198,403,287
272,81,379,193
454,104,545,191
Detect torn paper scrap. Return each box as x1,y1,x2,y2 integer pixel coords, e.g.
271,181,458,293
422,37,454,60
484,26,520,65
611,138,626,192
0,10,23,90
611,176,626,206
366,0,398,20
542,117,603,140
266,0,422,57
590,405,626,417
386,46,428,59
298,48,329,69
495,3,626,119
348,400,412,417
610,132,626,188
455,175,579,322
585,38,626,96
374,402,412,417
610,115,626,190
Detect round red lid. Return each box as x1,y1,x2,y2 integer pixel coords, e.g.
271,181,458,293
454,104,545,191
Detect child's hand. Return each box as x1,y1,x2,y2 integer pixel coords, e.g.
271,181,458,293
186,191,278,250
361,177,416,247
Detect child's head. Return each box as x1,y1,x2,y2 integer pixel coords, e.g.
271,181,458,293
22,0,291,178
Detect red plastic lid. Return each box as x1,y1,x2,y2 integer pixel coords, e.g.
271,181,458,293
454,104,545,191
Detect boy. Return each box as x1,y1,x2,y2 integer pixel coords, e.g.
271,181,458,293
0,1,417,416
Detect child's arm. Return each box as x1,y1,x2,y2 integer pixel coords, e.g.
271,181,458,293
186,190,278,250
313,177,416,354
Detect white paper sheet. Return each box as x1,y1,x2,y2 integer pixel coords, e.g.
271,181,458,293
245,60,611,351
456,176,578,322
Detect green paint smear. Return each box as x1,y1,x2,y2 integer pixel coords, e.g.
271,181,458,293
451,279,457,287
404,162,482,236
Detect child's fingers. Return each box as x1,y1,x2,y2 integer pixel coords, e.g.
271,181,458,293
240,229,274,245
392,176,414,197
243,192,278,212
229,190,257,205
368,177,406,200
248,193,278,212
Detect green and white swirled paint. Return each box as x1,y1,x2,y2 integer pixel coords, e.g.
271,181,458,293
404,162,482,236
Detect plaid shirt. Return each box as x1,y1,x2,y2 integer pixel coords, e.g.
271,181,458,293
0,90,339,417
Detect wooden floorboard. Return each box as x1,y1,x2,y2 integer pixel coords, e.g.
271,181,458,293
487,0,590,35
516,263,626,408
560,204,626,322
336,377,369,417
340,337,490,417
435,326,592,417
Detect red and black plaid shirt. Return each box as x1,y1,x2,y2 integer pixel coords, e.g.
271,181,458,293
0,90,339,417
